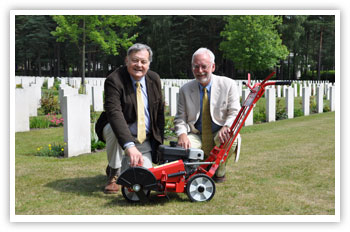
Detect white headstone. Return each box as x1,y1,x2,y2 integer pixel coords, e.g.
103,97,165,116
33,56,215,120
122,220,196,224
266,88,276,122
92,86,104,112
62,94,91,157
330,85,335,112
316,86,323,113
286,87,294,119
47,78,54,89
169,87,179,116
242,89,253,126
277,85,281,98
25,86,38,117
59,86,79,117
302,87,310,116
15,88,30,132
164,85,170,106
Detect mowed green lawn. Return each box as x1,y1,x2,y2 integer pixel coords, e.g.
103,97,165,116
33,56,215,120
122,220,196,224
14,112,335,215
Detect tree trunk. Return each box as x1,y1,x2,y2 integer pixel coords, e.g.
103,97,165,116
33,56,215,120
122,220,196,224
38,53,41,76
81,17,86,92
57,43,61,77
317,28,323,81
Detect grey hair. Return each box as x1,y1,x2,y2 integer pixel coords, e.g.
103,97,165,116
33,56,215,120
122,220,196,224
191,48,215,64
127,43,153,62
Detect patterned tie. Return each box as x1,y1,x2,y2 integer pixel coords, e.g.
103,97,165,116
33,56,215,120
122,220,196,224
136,82,146,144
201,88,214,157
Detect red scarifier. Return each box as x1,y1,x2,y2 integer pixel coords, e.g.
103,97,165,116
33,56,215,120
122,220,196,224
117,71,291,202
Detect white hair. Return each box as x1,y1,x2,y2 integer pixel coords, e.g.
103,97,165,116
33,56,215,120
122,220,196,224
191,48,215,64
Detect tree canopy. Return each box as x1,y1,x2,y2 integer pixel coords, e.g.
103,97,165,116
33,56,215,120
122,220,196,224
220,15,289,76
15,15,335,81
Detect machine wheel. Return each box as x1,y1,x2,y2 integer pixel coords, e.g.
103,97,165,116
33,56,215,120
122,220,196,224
121,186,150,203
186,174,216,202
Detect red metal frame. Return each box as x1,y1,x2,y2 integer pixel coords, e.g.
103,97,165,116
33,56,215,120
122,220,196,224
120,71,290,201
154,71,281,194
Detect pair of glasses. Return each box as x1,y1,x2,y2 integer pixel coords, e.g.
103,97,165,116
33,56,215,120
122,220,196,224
130,59,149,65
192,64,211,71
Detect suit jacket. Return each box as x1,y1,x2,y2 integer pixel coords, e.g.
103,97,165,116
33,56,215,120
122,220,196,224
174,74,240,136
95,66,164,163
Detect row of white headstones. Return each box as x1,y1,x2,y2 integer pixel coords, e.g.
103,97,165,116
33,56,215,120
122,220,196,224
15,76,335,158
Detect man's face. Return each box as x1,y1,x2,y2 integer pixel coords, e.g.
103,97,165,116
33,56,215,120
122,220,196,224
192,53,215,86
126,49,150,80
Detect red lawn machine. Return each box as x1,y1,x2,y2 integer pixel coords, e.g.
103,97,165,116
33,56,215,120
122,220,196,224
117,71,291,202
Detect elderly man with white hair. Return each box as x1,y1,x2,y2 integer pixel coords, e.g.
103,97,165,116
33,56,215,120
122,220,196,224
174,47,241,183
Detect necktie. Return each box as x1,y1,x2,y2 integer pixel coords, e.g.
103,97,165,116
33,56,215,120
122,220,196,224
201,88,214,157
136,82,146,144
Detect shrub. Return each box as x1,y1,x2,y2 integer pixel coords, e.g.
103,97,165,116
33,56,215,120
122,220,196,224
276,98,288,120
40,91,60,115
253,111,266,124
47,113,64,127
324,104,330,112
91,138,106,152
36,143,65,157
294,108,303,118
52,78,61,90
164,116,176,138
30,116,51,129
42,80,48,89
310,96,317,113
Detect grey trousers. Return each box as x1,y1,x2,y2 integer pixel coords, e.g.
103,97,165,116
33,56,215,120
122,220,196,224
103,123,153,173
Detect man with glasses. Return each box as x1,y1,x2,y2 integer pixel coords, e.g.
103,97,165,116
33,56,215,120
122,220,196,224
174,47,241,183
95,43,164,194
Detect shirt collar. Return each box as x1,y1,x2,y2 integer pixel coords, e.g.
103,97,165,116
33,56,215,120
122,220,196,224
130,75,146,88
198,77,213,93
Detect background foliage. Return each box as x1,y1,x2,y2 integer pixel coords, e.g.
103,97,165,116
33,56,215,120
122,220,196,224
15,15,335,81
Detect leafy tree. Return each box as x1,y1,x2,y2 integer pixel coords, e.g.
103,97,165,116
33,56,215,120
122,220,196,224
279,15,307,80
51,15,141,88
15,15,56,75
220,15,289,78
302,15,335,80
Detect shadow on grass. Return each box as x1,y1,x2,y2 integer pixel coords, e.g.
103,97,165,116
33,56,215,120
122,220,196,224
45,175,189,206
45,175,108,197
109,191,189,207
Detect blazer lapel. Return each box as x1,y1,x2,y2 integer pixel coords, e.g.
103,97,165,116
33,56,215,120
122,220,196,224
189,81,200,120
145,74,155,114
123,69,137,114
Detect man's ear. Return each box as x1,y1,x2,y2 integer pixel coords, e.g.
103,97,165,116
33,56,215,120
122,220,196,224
124,56,128,66
212,63,216,72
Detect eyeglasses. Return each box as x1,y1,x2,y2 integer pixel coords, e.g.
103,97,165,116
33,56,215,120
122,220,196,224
130,58,150,65
192,64,212,71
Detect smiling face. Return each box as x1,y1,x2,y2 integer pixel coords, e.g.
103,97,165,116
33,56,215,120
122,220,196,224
192,52,215,87
125,49,150,80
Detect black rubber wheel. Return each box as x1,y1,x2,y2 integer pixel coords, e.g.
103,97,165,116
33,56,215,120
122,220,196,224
121,186,150,203
186,174,216,202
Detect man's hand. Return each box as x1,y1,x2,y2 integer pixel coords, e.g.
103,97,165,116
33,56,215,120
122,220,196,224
177,133,191,149
125,146,144,167
218,126,231,144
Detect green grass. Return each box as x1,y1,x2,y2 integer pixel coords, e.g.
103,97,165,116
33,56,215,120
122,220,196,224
15,112,335,215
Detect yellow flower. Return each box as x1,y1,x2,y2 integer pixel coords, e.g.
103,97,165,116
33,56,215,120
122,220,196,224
49,147,51,150
37,147,41,151
61,148,64,151
48,144,52,147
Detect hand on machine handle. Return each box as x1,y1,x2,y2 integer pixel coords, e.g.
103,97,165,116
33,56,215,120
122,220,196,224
218,126,231,144
177,133,191,149
125,146,144,167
